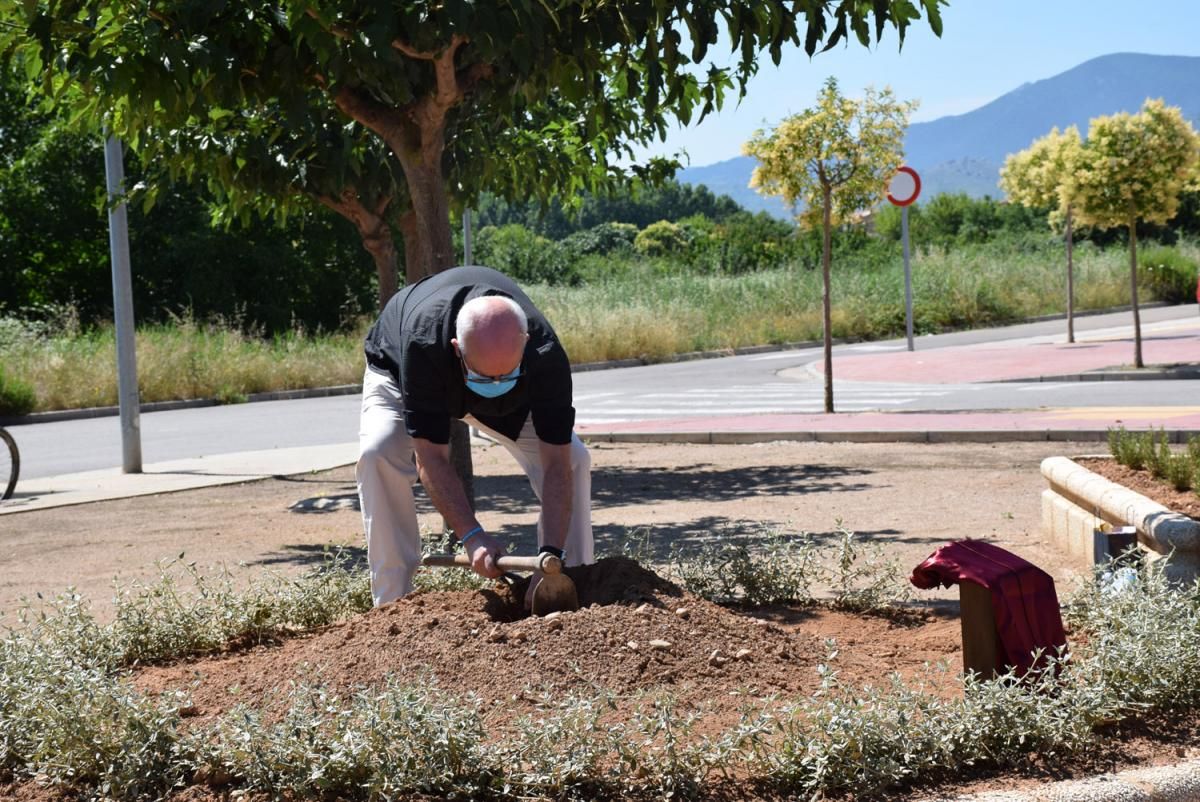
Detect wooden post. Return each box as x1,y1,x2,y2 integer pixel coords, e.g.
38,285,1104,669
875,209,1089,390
959,581,1003,678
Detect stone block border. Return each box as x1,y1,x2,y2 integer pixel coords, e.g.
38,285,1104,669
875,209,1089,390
1041,456,1200,584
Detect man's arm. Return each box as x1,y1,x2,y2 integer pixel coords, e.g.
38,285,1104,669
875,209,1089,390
412,437,505,578
538,440,574,552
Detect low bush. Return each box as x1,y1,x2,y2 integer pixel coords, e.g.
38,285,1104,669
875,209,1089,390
1110,426,1199,490
667,525,910,613
473,224,579,286
0,363,36,417
8,536,1200,800
1139,246,1199,304
634,220,689,257
560,222,638,258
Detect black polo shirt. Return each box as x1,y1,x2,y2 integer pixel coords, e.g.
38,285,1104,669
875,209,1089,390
363,266,575,445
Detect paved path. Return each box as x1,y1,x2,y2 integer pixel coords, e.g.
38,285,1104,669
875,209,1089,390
3,306,1198,515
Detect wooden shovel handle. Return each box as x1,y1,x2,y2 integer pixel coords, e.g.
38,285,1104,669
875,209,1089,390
422,553,563,574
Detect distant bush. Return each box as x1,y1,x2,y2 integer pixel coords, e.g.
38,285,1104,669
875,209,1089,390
560,222,638,258
634,220,689,257
0,363,36,417
686,211,798,274
1139,246,1198,304
473,224,579,286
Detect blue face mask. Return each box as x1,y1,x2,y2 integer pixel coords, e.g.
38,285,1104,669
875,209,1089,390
464,364,522,398
463,376,520,401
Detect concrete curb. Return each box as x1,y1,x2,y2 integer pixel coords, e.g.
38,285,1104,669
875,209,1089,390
992,366,1200,383
921,757,1200,801
577,429,1200,446
0,384,364,427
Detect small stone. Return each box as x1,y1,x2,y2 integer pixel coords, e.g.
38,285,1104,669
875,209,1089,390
635,603,651,614
675,607,690,619
509,630,527,642
486,626,507,644
649,639,672,651
735,648,753,661
194,766,234,788
627,640,639,651
387,623,402,636
543,611,562,620
424,616,439,629
470,628,479,636
546,619,563,631
753,618,770,627
709,649,728,667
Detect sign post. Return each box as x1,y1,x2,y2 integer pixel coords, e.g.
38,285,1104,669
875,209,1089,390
103,135,142,473
887,166,921,352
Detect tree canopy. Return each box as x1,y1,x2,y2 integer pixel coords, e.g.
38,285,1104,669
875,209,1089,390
4,0,946,286
999,126,1083,230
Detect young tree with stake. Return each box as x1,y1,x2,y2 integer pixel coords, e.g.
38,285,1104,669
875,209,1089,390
1000,126,1084,342
1070,99,1200,368
745,78,915,413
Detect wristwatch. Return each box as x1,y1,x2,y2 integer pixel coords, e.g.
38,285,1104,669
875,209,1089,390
538,544,565,560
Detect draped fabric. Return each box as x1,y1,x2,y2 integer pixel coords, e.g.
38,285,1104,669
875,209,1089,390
910,540,1067,675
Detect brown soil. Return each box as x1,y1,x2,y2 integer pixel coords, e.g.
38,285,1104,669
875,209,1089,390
1079,457,1200,520
131,556,963,735
4,441,1200,801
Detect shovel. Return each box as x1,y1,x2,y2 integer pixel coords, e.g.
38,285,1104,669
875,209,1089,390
421,551,580,615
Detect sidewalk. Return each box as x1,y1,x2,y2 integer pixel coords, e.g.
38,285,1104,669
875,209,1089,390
579,314,1200,443
4,312,1198,515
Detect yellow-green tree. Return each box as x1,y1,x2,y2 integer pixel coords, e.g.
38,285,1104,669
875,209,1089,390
744,77,915,413
1071,99,1200,367
1000,126,1084,342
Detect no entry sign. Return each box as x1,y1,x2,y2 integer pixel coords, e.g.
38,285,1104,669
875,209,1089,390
887,166,921,207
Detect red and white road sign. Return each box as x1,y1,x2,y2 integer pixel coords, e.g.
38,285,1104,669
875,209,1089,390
887,166,921,207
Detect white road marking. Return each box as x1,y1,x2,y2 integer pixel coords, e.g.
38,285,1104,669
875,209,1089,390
747,351,818,361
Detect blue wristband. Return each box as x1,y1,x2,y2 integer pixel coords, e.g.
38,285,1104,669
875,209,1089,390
459,526,484,549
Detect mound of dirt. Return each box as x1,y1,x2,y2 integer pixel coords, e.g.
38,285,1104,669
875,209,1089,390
135,557,960,730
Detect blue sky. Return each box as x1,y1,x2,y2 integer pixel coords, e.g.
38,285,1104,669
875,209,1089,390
636,1,1200,167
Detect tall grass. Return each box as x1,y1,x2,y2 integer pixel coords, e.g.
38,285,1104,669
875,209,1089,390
2,312,366,414
538,237,1138,363
0,238,1178,413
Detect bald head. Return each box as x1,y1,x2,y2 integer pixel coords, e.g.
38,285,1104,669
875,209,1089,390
454,296,529,376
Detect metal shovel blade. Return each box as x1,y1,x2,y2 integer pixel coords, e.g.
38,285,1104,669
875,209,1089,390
531,571,579,616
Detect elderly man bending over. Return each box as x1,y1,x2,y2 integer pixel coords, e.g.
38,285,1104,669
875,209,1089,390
357,265,594,608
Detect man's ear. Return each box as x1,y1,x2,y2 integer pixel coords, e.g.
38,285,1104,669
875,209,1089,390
451,338,461,357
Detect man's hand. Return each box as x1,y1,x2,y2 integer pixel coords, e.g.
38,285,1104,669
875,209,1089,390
465,530,506,579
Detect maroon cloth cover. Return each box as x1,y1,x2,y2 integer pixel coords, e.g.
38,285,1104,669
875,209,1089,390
910,540,1067,675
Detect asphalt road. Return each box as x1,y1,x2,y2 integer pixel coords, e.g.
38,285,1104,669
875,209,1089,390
6,305,1198,480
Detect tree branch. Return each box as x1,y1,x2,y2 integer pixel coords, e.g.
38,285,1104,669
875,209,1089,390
305,8,355,42
334,85,407,150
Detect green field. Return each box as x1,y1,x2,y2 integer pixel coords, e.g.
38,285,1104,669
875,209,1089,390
0,238,1193,415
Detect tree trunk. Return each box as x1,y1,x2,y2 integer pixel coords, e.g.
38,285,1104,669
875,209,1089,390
401,158,456,276
313,191,399,310
363,227,399,310
395,210,424,285
1129,220,1143,369
821,181,834,414
1065,206,1074,344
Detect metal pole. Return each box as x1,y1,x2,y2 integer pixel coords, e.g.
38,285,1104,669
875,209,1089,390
103,135,142,473
902,204,914,352
462,209,473,266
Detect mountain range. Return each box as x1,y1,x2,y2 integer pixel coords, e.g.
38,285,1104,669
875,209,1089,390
678,53,1200,217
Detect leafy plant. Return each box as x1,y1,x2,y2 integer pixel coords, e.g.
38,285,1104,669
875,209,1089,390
0,363,35,417
1139,246,1199,303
